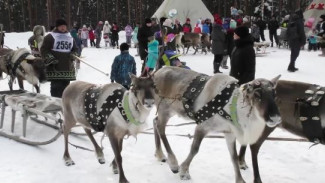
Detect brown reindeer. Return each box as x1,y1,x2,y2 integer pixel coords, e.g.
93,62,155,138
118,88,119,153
0,48,46,92
151,67,281,183
61,75,155,183
237,80,325,183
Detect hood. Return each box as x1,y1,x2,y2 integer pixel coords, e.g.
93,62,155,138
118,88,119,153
33,25,46,36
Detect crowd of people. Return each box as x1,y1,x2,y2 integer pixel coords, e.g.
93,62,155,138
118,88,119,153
9,7,324,97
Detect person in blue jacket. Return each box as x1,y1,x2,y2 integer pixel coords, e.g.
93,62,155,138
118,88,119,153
110,43,136,89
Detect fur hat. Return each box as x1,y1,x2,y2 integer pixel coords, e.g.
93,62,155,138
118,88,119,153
234,26,249,38
105,21,109,25
120,43,129,52
145,18,152,24
55,19,67,27
163,19,173,28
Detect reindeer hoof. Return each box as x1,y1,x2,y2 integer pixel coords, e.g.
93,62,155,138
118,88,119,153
239,162,248,170
98,158,105,164
180,171,191,180
161,158,167,163
65,160,75,166
112,166,119,174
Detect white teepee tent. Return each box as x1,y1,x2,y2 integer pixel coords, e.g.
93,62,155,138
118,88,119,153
304,0,325,24
152,0,213,27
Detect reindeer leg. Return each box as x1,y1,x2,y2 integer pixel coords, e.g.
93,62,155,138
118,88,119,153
238,145,248,170
109,135,129,183
17,77,24,91
8,77,14,91
153,116,167,162
111,139,123,174
179,125,206,180
225,133,246,183
83,128,105,164
250,127,275,183
34,84,40,93
62,116,76,166
156,114,179,173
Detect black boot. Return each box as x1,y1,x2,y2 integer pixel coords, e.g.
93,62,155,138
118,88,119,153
214,62,222,73
287,61,298,72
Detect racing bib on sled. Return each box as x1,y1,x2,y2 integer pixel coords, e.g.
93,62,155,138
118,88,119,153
50,32,74,53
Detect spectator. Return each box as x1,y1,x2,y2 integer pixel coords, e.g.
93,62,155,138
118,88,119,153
211,17,225,74
110,43,136,89
316,14,325,37
143,35,159,76
137,18,153,72
41,19,78,98
103,21,112,48
174,19,183,34
222,28,235,69
268,16,279,47
183,18,192,33
251,22,260,42
161,18,177,51
111,22,120,49
132,22,140,56
230,26,255,85
88,26,95,47
286,10,306,72
28,25,45,57
193,23,202,33
80,25,89,48
256,16,266,41
95,21,103,48
202,20,210,34
125,23,133,46
307,29,318,51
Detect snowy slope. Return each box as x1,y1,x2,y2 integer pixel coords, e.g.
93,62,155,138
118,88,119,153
0,31,325,183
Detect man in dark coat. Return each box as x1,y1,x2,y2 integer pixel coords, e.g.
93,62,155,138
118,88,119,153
286,10,306,72
230,26,256,85
41,19,78,97
256,17,266,41
137,18,153,72
95,21,103,48
211,18,225,73
268,16,279,47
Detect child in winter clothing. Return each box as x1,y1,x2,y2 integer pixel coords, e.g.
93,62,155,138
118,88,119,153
193,23,202,33
103,21,111,48
143,36,159,76
125,24,133,46
88,27,95,47
308,29,318,51
111,22,120,49
110,43,136,89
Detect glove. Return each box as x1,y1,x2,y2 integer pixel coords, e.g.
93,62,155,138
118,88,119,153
111,80,114,83
45,54,58,66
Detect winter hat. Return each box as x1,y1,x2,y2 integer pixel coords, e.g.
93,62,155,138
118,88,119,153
145,18,152,24
105,21,109,25
234,26,249,38
55,19,67,27
214,14,222,25
83,25,87,28
120,43,129,52
163,19,173,28
186,18,191,22
98,21,103,24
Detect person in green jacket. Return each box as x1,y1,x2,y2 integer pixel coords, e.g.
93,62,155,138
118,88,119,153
143,36,159,76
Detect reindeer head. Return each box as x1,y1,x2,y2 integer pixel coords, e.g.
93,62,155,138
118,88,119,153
24,54,47,83
241,75,282,128
130,74,156,109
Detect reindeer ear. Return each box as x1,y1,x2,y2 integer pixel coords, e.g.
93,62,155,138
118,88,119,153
129,73,137,83
271,75,281,86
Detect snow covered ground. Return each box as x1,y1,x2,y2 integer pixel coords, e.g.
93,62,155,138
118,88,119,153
0,31,325,183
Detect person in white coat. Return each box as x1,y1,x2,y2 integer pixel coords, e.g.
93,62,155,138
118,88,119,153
103,21,112,48
80,25,89,47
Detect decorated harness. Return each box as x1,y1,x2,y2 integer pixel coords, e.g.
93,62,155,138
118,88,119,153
297,85,325,143
182,74,239,124
5,52,30,77
84,87,131,132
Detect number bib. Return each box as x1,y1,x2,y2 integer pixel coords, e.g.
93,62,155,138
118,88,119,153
51,32,74,53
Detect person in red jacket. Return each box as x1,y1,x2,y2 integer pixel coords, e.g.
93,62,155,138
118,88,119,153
88,27,95,47
183,18,192,33
193,23,201,33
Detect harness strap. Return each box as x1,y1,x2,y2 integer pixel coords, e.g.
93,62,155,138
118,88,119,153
183,74,210,120
11,52,30,76
85,87,126,132
195,83,238,123
122,93,142,126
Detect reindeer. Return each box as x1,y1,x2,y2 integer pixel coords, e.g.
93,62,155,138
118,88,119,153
238,80,325,183
151,67,281,183
181,32,202,55
0,48,46,93
61,75,155,183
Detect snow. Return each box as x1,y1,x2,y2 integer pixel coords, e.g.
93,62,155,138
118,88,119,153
1,31,325,183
